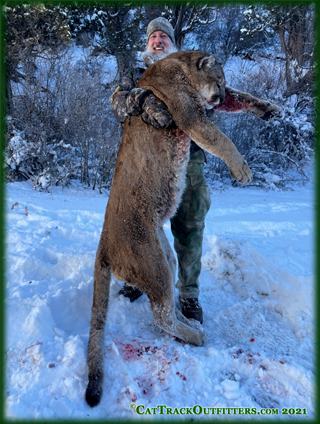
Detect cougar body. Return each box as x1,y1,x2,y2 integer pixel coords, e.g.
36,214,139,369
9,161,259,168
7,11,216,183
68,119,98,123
86,51,252,407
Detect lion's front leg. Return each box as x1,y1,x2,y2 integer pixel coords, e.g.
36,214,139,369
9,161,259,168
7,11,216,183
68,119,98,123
186,120,252,184
215,87,281,121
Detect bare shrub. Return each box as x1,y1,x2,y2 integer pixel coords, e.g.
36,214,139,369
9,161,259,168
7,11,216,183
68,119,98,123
205,56,314,189
6,47,121,192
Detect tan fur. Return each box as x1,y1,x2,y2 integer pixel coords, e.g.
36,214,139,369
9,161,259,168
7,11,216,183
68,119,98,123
85,51,252,407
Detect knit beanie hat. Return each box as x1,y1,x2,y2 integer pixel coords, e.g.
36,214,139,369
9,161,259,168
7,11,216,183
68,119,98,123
146,17,175,45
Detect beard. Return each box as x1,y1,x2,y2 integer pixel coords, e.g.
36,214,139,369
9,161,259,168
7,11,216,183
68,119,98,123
141,44,178,67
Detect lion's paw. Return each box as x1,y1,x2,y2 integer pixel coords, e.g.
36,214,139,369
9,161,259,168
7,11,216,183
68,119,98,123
254,101,282,121
193,329,207,346
229,160,252,184
260,105,282,121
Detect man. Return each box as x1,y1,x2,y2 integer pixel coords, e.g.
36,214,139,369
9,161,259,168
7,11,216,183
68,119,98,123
111,17,276,323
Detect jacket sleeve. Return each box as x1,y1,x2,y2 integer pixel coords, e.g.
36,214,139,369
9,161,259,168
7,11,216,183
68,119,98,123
110,75,136,123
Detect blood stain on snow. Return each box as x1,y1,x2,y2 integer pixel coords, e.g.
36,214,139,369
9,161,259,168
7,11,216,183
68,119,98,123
118,341,160,361
176,372,186,381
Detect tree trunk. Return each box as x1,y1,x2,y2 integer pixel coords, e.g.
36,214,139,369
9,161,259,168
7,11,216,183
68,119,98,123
173,5,187,49
115,54,131,80
278,6,313,97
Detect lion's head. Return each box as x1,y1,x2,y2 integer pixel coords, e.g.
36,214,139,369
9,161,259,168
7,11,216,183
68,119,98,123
196,54,226,109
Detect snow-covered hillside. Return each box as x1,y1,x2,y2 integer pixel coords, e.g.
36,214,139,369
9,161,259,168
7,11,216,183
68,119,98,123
5,180,314,419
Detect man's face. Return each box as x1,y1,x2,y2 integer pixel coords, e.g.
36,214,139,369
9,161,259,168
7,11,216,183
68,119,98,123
147,30,174,54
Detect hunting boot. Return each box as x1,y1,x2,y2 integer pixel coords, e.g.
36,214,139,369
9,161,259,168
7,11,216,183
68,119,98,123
119,284,143,302
179,297,203,324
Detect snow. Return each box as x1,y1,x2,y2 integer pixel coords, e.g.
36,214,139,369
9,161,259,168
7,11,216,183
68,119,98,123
5,179,314,419
70,45,118,83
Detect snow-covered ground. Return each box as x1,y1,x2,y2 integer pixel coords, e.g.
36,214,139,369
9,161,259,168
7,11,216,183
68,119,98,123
5,179,314,420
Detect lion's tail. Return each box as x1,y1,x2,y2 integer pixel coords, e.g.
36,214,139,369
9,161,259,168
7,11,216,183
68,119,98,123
85,249,111,407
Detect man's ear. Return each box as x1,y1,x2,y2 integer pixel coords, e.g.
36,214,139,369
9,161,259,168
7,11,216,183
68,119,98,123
197,55,216,70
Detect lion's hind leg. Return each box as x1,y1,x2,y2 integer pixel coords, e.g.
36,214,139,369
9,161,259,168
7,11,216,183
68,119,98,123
138,241,206,347
157,226,177,286
86,245,111,407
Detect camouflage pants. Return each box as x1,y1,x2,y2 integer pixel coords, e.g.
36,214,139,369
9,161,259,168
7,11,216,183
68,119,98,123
170,150,211,299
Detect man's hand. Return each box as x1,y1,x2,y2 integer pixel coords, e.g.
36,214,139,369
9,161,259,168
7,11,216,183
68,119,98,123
126,88,173,129
126,88,151,116
141,95,173,129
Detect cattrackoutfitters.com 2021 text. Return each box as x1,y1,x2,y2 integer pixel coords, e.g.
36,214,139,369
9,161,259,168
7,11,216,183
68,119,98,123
130,404,308,416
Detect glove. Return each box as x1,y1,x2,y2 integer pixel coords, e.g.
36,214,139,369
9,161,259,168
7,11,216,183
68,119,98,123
126,88,173,129
126,88,152,116
141,94,173,129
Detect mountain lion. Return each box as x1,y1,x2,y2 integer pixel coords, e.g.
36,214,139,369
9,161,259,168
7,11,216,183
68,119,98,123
85,51,280,407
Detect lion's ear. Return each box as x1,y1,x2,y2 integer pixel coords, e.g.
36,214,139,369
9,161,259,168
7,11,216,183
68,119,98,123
197,55,216,70
197,56,208,70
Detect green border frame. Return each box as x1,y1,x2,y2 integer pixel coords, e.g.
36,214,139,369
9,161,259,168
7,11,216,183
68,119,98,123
0,0,320,424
